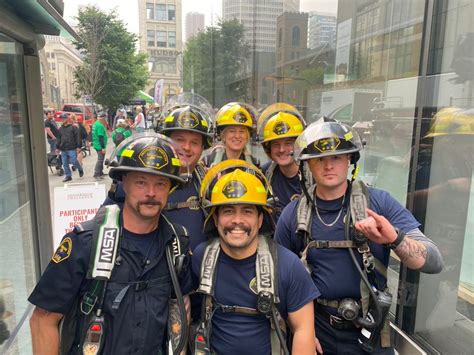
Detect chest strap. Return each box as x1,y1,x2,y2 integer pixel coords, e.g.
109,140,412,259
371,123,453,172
197,236,287,355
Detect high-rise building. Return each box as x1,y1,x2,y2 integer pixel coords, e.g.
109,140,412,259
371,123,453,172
222,0,299,52
138,0,183,100
185,12,204,43
308,12,337,49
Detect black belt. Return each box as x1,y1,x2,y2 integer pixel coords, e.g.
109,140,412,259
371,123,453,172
315,305,357,331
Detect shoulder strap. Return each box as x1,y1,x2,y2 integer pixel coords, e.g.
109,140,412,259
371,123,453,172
265,162,278,184
87,204,121,280
197,237,221,296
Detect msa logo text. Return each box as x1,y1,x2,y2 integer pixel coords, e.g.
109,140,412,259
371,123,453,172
258,254,272,289
98,228,118,263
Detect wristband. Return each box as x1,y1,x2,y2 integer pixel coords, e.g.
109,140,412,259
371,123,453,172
388,228,406,250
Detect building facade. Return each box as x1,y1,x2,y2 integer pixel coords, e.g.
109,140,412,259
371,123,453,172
308,11,337,49
40,35,83,108
138,0,183,100
222,0,300,53
185,12,204,43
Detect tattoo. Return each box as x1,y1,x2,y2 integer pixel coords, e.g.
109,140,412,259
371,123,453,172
168,299,182,350
395,238,428,261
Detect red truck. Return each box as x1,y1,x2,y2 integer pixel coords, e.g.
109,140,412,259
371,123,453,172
54,103,96,126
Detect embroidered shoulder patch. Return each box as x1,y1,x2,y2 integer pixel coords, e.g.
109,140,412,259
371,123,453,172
51,237,73,263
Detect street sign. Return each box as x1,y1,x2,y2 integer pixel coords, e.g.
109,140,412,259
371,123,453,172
52,182,106,249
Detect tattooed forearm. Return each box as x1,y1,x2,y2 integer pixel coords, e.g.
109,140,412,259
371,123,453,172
394,237,427,270
168,299,183,350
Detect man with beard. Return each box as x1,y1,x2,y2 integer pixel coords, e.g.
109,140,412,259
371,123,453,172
29,135,192,354
191,160,321,355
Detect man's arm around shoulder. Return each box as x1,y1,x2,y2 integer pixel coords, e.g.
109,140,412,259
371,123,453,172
30,307,63,355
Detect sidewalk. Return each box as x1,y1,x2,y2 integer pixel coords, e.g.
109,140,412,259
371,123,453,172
47,139,115,206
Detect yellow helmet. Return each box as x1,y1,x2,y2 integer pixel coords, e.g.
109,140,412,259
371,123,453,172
261,111,305,144
425,107,474,138
200,160,274,233
215,102,257,132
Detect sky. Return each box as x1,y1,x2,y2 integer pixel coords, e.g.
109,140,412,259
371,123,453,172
63,0,338,35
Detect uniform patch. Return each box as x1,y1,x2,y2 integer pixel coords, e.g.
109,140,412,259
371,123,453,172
273,121,290,135
138,146,169,170
249,276,258,295
222,180,247,199
178,111,199,128
52,237,72,263
313,136,340,153
233,111,248,123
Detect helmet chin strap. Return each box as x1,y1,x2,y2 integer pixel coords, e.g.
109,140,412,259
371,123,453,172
351,163,359,182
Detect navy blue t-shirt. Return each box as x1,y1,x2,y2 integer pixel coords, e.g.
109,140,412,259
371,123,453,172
262,162,301,225
192,241,320,355
28,215,192,354
275,186,420,300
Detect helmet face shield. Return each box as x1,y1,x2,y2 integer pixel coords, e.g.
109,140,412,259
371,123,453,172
294,118,363,162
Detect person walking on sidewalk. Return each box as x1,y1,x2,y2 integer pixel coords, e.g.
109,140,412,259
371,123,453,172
44,109,59,153
57,113,84,182
92,112,108,179
133,106,146,133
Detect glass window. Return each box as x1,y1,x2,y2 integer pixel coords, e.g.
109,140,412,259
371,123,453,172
292,26,300,47
146,3,154,20
168,31,176,48
147,30,155,47
168,4,176,21
0,32,37,354
155,4,167,21
156,31,167,47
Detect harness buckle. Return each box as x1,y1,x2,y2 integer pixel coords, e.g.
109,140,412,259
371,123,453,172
220,305,237,313
80,292,98,315
329,314,345,327
135,280,149,291
316,240,329,249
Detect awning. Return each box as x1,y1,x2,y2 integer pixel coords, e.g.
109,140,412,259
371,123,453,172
132,90,155,104
5,0,79,41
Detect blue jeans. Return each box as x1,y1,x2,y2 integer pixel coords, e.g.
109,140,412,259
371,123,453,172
47,138,57,153
61,150,83,177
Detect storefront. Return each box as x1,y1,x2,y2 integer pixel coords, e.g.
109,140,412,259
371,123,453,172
0,1,77,352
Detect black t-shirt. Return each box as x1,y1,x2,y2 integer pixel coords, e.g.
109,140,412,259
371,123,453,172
44,119,59,138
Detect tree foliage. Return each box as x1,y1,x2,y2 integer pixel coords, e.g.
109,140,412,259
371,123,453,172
183,19,249,107
73,6,148,108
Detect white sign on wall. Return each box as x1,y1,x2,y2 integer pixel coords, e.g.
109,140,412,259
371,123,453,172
53,183,107,248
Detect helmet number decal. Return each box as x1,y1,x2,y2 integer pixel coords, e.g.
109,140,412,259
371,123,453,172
222,180,247,199
314,136,341,153
138,146,169,170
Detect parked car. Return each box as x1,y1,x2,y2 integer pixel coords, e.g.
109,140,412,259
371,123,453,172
54,103,96,126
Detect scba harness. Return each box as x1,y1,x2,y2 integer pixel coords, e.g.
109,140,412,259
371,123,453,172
165,161,208,216
205,144,258,169
60,205,189,355
296,181,392,351
194,236,289,355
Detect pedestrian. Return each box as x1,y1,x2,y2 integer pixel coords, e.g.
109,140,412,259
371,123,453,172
28,135,192,354
258,103,313,224
192,160,321,354
92,112,108,179
275,117,444,354
44,109,59,153
133,105,146,133
70,114,88,167
201,102,260,168
111,118,132,147
56,113,84,182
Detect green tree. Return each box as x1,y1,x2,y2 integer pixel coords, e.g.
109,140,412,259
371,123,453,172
183,19,249,107
73,6,148,109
